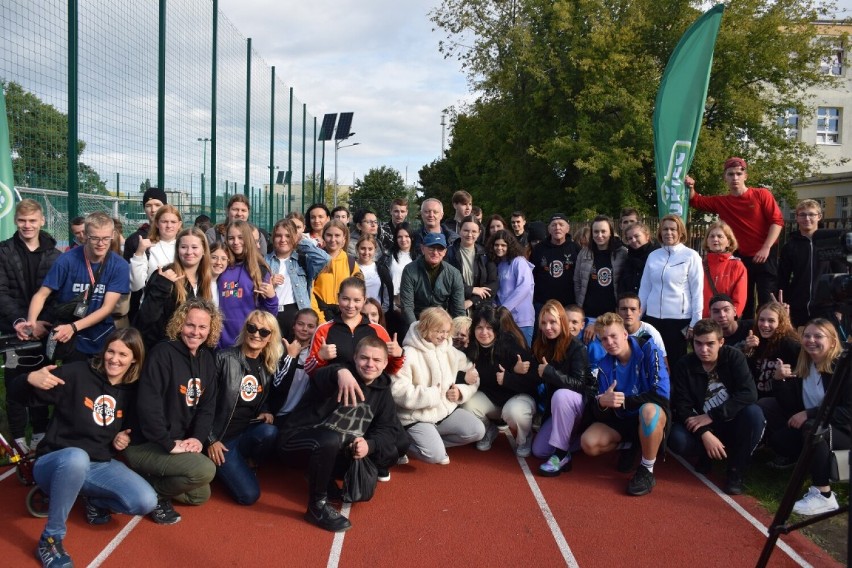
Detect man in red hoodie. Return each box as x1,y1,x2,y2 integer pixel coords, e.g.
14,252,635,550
687,157,784,319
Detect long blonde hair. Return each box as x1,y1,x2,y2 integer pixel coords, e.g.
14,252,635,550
795,319,843,377
236,310,284,373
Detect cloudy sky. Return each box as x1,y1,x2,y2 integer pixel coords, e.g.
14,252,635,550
217,0,852,189
217,0,472,188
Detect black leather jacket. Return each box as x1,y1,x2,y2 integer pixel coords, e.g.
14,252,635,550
208,347,274,444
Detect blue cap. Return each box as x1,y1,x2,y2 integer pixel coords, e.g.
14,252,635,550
421,232,447,248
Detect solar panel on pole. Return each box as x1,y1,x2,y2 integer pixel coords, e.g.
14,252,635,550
318,113,337,141
335,112,353,140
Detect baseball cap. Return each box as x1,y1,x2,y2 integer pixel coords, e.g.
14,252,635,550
422,232,447,249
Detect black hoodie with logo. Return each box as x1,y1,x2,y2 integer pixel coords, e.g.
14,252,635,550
130,340,218,452
13,361,135,462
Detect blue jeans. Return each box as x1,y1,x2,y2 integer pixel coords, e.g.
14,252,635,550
519,326,533,347
34,447,157,539
216,422,278,505
668,403,765,474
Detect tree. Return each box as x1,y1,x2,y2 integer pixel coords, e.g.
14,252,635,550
427,0,840,220
302,173,336,207
139,178,152,194
4,81,108,194
349,166,409,215
79,163,108,195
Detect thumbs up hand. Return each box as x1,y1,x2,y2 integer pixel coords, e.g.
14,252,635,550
318,337,337,361
599,379,624,408
496,364,506,386
744,329,759,349
514,354,530,374
387,333,402,357
537,356,549,378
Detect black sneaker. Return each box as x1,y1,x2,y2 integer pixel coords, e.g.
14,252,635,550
377,468,391,482
36,535,72,568
616,444,639,473
725,471,744,496
84,497,112,525
627,465,656,496
304,499,352,532
150,498,181,525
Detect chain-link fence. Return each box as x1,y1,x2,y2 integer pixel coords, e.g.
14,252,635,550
1,0,321,232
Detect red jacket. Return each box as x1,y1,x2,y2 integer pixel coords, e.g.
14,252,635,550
702,252,747,317
304,316,404,376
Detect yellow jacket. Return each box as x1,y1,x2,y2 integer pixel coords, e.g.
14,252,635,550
310,252,361,323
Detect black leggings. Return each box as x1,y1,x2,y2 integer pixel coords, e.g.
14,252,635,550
643,316,689,369
769,419,851,487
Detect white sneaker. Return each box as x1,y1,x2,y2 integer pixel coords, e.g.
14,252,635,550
396,454,409,466
792,486,839,516
437,456,450,465
476,423,499,451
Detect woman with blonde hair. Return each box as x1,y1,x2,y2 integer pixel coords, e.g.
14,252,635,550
125,299,221,524
310,219,361,323
208,310,283,505
130,204,183,292
217,220,278,346
638,214,703,367
134,227,212,350
766,319,849,516
701,220,747,317
392,307,484,464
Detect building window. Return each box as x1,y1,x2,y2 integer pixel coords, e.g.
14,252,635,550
820,45,844,76
816,107,841,144
776,108,799,140
839,197,852,220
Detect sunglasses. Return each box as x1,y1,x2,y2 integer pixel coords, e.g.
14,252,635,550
246,323,272,338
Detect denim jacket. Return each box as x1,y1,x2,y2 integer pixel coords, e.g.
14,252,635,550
265,235,330,310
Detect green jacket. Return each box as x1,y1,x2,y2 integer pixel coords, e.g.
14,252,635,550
399,257,466,328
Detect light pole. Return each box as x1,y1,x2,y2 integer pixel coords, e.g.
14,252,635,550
198,137,211,213
334,133,359,207
441,112,447,157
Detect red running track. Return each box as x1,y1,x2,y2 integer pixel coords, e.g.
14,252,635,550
0,433,841,568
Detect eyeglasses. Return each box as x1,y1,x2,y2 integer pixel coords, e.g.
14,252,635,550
796,212,819,219
87,236,113,244
246,323,272,338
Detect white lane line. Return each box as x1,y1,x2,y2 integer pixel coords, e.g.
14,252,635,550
669,452,812,568
87,515,143,568
507,432,580,568
326,502,352,568
0,467,18,482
